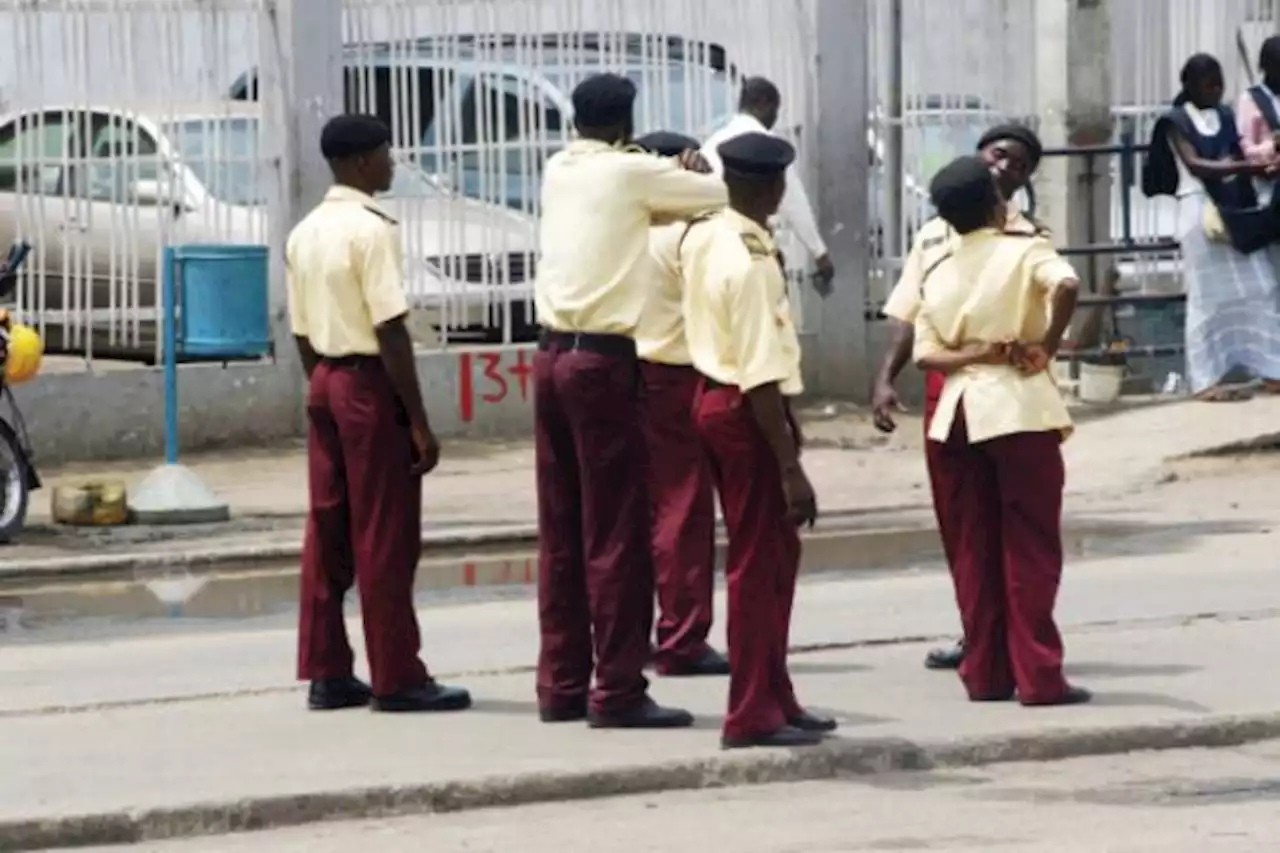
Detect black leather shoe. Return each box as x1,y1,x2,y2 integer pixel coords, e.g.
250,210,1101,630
660,647,732,677
371,681,473,713
787,710,839,733
588,698,695,729
1022,686,1092,707
924,641,965,670
539,702,588,723
308,677,373,711
721,725,825,750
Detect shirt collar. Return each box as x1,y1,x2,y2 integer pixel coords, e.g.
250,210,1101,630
324,184,394,219
723,208,776,250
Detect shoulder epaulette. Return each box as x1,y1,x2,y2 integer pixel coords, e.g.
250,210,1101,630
740,232,774,259
362,205,398,226
676,209,720,261
921,235,947,250
620,143,647,154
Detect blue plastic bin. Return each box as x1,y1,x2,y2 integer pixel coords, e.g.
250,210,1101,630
164,244,271,360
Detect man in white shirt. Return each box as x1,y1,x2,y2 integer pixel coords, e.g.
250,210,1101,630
701,76,835,290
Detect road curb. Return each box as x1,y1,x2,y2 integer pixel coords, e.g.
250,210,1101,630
4,711,1280,851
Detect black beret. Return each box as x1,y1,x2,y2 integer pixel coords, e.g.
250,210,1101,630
718,132,795,177
929,155,999,221
320,114,391,160
633,130,701,157
976,123,1044,167
571,73,637,128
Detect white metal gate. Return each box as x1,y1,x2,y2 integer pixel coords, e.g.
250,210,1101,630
332,0,819,346
0,0,271,363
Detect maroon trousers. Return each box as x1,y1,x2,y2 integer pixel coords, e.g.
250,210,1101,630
694,383,802,740
929,406,1069,703
639,361,717,672
534,339,655,717
296,358,429,698
921,371,958,566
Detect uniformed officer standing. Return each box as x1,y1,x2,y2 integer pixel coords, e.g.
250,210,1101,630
682,132,837,749
289,114,471,714
915,155,1087,707
534,75,728,729
870,124,1047,672
631,130,730,678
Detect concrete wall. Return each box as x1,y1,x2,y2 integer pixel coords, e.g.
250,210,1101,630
15,346,540,465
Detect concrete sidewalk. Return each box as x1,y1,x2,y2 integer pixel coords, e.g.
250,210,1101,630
3,616,1280,850
3,394,1278,579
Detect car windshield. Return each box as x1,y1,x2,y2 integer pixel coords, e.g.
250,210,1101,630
160,116,265,206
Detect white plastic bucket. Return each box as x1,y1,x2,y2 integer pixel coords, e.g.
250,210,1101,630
1078,363,1124,404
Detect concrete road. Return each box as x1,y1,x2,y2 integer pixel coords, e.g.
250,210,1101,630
62,742,1280,852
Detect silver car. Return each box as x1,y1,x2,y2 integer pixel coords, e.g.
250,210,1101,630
0,100,538,359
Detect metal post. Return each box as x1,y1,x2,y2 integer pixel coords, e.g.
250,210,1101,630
885,0,904,261
811,0,871,400
261,0,344,401
162,247,179,465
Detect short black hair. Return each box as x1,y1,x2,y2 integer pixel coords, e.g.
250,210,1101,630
739,76,780,112
571,73,637,129
929,155,1001,235
1261,36,1280,75
1177,52,1224,105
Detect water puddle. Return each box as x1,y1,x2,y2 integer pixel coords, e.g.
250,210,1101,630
0,516,1259,640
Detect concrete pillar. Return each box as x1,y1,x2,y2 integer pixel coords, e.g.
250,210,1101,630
1034,0,1112,294
810,0,872,400
260,0,344,401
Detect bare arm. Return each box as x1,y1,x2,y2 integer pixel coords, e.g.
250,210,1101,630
746,382,802,475
375,317,430,432
915,342,1007,375
293,335,320,380
1171,131,1261,180
875,320,915,387
1043,277,1081,355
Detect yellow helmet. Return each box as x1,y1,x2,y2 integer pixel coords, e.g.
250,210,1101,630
5,323,42,385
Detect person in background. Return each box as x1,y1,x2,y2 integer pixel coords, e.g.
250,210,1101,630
701,76,835,293
632,130,730,678
914,154,1087,707
683,131,836,749
1235,34,1280,205
1150,52,1280,402
871,123,1047,672
533,74,727,729
290,114,471,714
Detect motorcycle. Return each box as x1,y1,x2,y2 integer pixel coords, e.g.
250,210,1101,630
0,241,42,543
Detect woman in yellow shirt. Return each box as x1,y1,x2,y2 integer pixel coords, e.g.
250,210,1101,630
913,155,1089,707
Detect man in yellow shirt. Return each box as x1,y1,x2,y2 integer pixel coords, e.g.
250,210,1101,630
683,132,835,749
913,154,1089,707
872,123,1046,673
631,130,730,679
534,75,727,729
288,115,470,714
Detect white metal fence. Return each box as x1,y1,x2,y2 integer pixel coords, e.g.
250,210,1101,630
0,0,270,362
2,0,1279,365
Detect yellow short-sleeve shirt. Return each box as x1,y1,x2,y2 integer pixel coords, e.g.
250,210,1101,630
535,139,728,337
635,217,716,365
913,229,1078,444
883,210,1047,325
286,185,408,357
682,209,803,395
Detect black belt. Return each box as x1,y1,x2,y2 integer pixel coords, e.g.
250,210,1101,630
319,354,379,368
702,376,734,391
538,329,636,359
